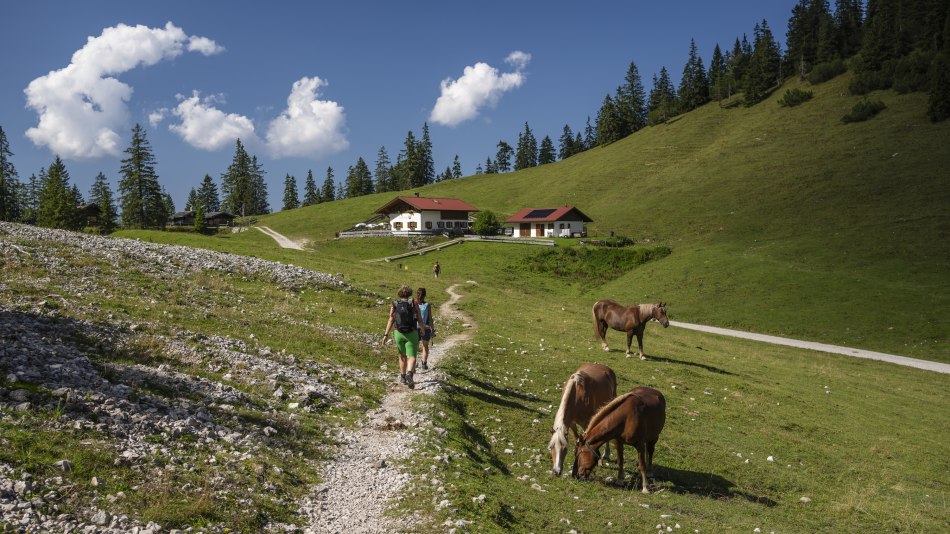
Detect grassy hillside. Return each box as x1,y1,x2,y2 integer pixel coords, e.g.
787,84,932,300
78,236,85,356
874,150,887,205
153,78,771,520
259,74,949,361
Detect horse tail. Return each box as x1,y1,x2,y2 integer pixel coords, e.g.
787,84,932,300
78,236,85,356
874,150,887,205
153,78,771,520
549,373,577,451
585,391,634,434
592,301,602,339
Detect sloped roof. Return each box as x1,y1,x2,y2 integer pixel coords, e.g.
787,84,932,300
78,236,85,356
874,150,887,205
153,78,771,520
375,196,479,214
504,206,593,223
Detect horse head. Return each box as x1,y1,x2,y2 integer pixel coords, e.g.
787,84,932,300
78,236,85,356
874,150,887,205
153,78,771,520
572,435,600,480
653,302,670,328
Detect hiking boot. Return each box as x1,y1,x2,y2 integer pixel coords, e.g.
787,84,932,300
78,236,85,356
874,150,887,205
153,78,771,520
420,361,428,371
405,371,415,389
399,374,406,385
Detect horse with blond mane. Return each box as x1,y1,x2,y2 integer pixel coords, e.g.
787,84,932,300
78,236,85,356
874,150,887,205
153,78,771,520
592,299,669,359
572,386,666,493
548,363,618,476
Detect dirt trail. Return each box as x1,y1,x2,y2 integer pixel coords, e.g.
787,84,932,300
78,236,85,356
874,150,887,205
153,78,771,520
303,283,476,533
256,225,305,250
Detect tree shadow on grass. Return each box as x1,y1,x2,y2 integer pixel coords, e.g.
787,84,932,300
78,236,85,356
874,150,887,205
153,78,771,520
442,369,540,412
440,394,512,476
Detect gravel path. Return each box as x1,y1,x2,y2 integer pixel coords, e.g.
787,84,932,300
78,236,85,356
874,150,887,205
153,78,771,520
670,321,950,374
256,225,305,250
303,283,477,533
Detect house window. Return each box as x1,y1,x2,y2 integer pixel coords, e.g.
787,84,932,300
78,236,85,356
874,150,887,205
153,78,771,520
437,221,444,228
393,222,403,230
455,221,463,228
548,223,555,229
409,221,418,230
425,221,432,229
559,223,565,229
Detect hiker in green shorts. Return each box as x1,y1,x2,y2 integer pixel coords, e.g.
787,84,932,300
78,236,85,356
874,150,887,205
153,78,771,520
381,285,425,389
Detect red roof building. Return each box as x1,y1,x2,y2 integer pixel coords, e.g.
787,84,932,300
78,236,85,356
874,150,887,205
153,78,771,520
504,206,592,238
374,195,479,235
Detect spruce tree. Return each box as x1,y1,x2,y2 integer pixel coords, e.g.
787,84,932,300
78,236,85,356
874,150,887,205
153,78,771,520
514,122,538,170
88,172,117,233
452,155,462,179
835,0,864,58
185,188,198,211
375,146,393,192
37,156,81,230
194,204,207,233
595,95,623,145
648,67,679,123
583,117,595,149
397,130,421,189
303,169,319,205
197,174,220,212
495,141,513,173
321,167,336,202
538,136,556,165
420,122,435,185
221,140,255,217
484,157,496,174
679,39,710,112
929,51,950,121
0,126,20,222
345,157,373,198
161,189,175,224
249,156,269,215
118,124,164,228
709,44,728,100
558,124,576,160
283,174,300,211
744,20,783,105
617,62,647,134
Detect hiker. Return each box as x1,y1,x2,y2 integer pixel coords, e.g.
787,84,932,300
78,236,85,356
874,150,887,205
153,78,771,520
382,285,425,389
432,261,441,278
415,287,436,371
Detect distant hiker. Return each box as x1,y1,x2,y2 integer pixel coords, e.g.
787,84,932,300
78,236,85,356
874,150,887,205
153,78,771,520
382,285,425,389
415,287,436,371
433,261,441,278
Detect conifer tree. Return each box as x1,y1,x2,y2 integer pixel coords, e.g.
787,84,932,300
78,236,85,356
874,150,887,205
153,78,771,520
161,189,175,223
834,0,864,58
397,130,421,189
118,124,164,228
648,67,679,123
709,44,729,100
38,156,82,230
495,141,513,173
303,169,319,205
346,157,373,198
0,126,21,222
321,167,336,202
538,136,556,165
375,146,393,192
596,95,623,145
484,157,496,174
929,51,950,121
335,181,345,201
197,174,220,212
514,122,538,170
88,172,117,233
420,122,435,185
194,204,207,233
249,156,269,215
558,124,576,160
679,39,710,112
21,172,40,223
283,174,300,211
221,140,267,216
452,155,462,179
583,117,595,149
474,163,484,175
616,62,648,134
744,20,783,105
185,188,197,210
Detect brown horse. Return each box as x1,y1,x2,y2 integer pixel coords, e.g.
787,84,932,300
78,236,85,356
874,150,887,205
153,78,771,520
548,363,618,476
572,386,666,493
592,299,669,359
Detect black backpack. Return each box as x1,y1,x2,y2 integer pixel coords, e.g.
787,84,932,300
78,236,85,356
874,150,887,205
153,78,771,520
393,300,416,333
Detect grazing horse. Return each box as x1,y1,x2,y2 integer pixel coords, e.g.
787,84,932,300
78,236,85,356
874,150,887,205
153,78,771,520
592,299,670,359
572,387,666,493
548,363,618,476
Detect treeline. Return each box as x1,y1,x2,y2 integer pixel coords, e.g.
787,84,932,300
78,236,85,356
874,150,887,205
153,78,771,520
0,125,274,232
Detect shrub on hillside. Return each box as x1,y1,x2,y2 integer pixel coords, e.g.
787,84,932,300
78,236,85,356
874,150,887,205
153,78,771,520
806,59,846,84
892,49,934,94
472,210,501,236
928,53,950,122
519,245,671,283
842,99,887,123
778,88,814,107
849,69,893,95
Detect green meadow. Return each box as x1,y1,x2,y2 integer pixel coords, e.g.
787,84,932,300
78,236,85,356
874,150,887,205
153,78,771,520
5,73,948,531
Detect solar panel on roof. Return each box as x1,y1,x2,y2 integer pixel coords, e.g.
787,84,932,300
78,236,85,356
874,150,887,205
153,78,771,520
525,208,556,219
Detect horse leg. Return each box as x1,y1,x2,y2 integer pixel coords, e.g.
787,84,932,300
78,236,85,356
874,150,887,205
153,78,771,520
614,439,624,482
625,330,634,357
599,321,610,352
646,440,657,482
636,442,650,493
636,330,646,360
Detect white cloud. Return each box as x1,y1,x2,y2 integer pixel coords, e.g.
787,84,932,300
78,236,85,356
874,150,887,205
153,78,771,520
429,51,531,127
169,92,258,151
148,108,168,127
265,76,349,158
505,50,532,70
24,22,222,159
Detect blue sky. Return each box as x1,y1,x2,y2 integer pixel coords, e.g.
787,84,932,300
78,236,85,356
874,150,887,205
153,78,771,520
1,1,799,211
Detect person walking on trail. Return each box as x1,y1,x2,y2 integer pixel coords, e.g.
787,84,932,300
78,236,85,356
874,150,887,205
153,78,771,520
415,287,436,371
432,261,441,279
382,285,425,389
